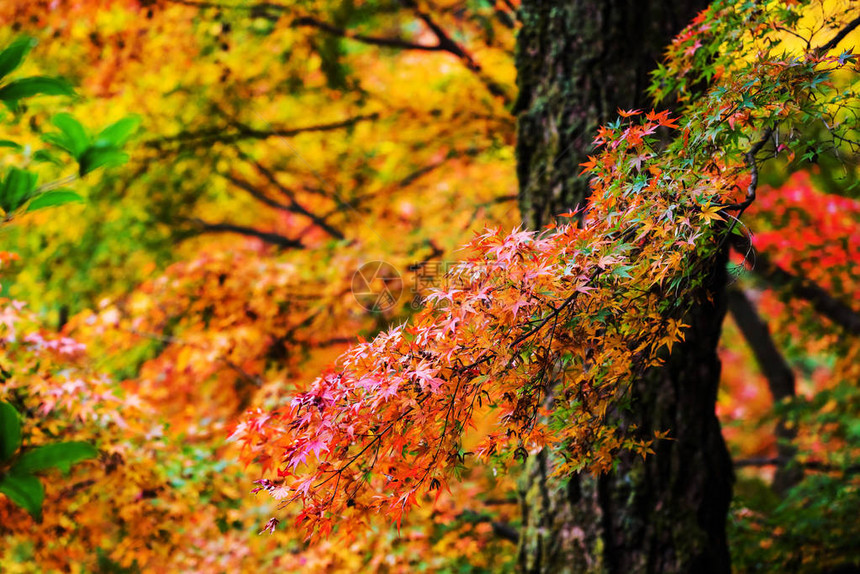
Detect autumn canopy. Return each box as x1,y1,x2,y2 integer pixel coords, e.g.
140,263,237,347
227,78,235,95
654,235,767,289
0,1,858,572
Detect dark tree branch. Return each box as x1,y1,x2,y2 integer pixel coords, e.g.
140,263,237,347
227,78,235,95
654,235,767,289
399,0,511,102
294,2,512,102
727,288,796,402
246,160,346,240
491,521,520,544
146,114,379,150
454,509,519,544
165,0,297,21
407,240,445,276
59,479,97,499
167,0,511,102
727,287,801,492
395,147,487,189
223,173,292,213
735,240,860,336
397,159,449,188
735,457,860,475
493,7,516,30
816,15,860,54
464,193,518,228
721,127,773,212
500,0,518,14
310,337,357,348
292,16,447,52
185,218,305,249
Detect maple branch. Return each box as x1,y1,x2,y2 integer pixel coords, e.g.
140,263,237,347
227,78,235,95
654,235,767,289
306,276,582,499
311,410,412,491
146,113,379,150
184,218,305,249
464,225,639,372
721,127,773,213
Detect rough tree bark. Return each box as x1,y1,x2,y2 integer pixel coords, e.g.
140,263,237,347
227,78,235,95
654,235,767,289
515,0,709,229
513,1,734,573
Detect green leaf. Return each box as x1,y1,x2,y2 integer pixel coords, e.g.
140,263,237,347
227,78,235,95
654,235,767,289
611,265,633,279
31,149,62,166
13,441,98,474
26,190,84,212
44,113,89,159
94,116,140,148
0,402,22,462
0,37,36,82
0,472,44,521
0,167,38,212
0,139,21,150
0,76,74,102
78,146,129,176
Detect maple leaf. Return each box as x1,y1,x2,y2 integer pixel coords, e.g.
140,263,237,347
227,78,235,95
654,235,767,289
412,363,444,393
699,203,724,225
259,517,280,535
579,155,599,175
684,40,702,57
303,437,330,460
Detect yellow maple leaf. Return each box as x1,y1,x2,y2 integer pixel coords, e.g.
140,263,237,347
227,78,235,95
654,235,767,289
699,203,724,225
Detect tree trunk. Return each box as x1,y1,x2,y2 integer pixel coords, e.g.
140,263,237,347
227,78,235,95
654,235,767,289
514,1,733,572
516,258,733,573
515,0,707,228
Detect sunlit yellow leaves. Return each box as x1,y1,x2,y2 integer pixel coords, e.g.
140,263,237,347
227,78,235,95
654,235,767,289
699,203,725,225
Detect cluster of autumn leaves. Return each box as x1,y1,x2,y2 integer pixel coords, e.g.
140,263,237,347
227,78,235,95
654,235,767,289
0,0,858,571
236,4,860,552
